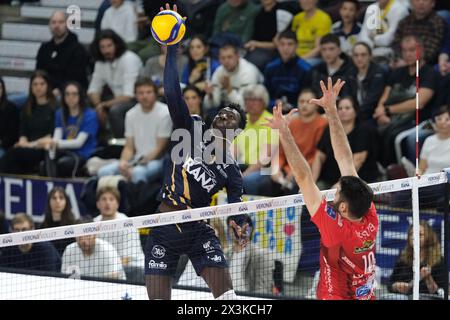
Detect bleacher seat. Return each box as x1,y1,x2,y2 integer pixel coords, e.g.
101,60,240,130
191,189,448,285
1,22,95,44
0,40,40,58
0,56,36,71
20,4,97,23
3,76,30,94
40,0,102,10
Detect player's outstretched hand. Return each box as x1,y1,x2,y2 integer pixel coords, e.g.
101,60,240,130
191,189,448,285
160,3,186,19
309,77,345,113
230,220,250,248
263,101,297,131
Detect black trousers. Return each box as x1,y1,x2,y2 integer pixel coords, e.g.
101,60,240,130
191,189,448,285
1,147,45,174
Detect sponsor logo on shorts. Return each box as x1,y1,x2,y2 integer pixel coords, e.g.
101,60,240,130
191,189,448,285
148,260,167,270
203,241,214,253
208,255,222,263
354,240,375,254
151,245,166,258
326,206,336,220
356,284,372,298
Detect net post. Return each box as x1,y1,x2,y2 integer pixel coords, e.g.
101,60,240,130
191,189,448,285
412,176,420,300
444,168,450,300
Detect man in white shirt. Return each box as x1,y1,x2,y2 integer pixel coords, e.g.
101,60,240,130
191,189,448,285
359,0,409,63
204,43,263,111
61,217,126,280
93,186,145,282
101,0,138,43
97,78,172,183
88,29,143,139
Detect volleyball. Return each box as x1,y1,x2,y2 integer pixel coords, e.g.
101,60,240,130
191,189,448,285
151,10,186,46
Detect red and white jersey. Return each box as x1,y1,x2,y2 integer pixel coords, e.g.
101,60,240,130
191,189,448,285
311,199,379,300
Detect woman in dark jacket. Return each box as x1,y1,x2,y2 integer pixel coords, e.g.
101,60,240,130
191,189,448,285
0,77,20,163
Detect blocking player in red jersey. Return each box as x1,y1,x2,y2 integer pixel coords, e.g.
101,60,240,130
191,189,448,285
265,78,378,300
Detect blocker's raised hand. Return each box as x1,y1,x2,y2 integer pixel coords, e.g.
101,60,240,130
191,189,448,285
309,77,345,113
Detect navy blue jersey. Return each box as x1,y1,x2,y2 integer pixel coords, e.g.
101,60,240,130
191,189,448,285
159,45,244,210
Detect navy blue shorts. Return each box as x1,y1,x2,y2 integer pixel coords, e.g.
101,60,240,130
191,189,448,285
144,220,228,277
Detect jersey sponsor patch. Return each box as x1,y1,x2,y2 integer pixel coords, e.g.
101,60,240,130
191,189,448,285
326,206,336,220
355,283,372,298
354,240,375,254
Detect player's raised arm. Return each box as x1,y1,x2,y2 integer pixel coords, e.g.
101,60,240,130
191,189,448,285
162,5,192,130
309,78,357,177
264,103,322,216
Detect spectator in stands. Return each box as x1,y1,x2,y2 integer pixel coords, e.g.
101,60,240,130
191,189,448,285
100,0,138,43
61,216,126,280
204,43,263,111
310,34,353,98
181,35,220,93
438,16,450,77
183,85,204,118
244,0,290,71
359,0,409,65
374,35,439,166
0,77,19,162
97,78,172,183
36,11,89,93
40,186,76,256
291,0,332,66
0,213,61,272
1,70,56,175
233,84,277,195
393,0,446,65
387,221,446,299
226,215,274,295
140,45,187,99
273,89,328,195
419,105,450,175
93,186,145,282
88,29,142,139
346,42,386,122
331,0,361,57
264,30,311,108
312,96,379,189
212,0,260,44
39,82,98,178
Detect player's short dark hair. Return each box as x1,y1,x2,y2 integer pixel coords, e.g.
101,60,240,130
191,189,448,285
432,105,450,120
341,0,360,10
134,77,158,93
278,30,297,42
221,103,247,130
320,34,341,47
338,176,373,219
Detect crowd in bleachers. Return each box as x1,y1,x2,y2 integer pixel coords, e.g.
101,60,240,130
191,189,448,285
1,0,450,297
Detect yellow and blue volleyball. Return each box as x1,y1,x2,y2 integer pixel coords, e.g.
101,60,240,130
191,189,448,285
151,10,186,46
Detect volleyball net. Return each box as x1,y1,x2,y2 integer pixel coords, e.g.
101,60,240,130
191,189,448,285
0,172,448,300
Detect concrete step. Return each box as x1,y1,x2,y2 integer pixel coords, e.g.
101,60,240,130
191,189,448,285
41,0,103,10
20,4,97,23
0,56,36,71
2,22,95,44
3,76,30,94
0,40,41,58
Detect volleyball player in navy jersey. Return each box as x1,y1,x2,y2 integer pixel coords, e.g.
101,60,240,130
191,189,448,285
144,3,250,301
